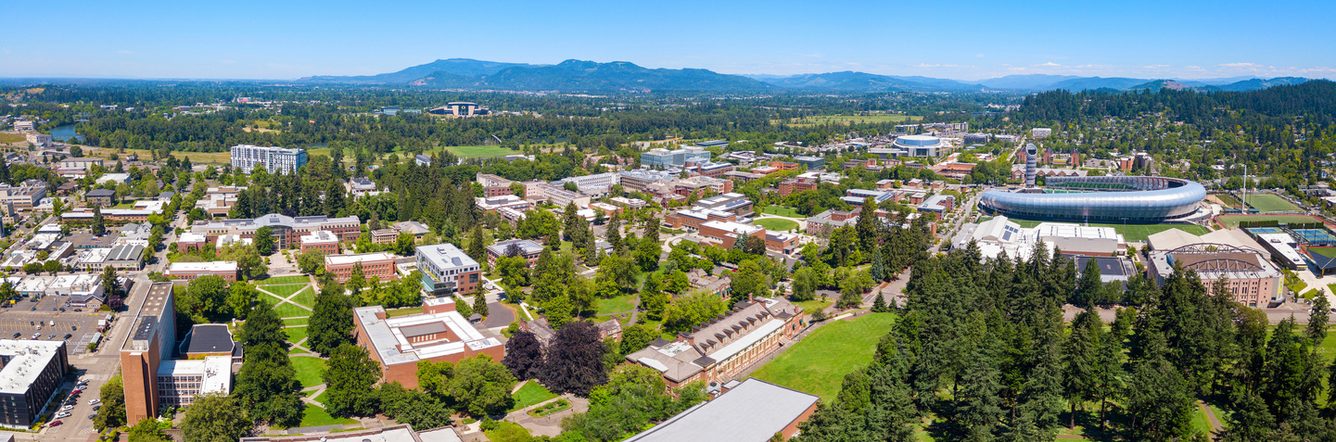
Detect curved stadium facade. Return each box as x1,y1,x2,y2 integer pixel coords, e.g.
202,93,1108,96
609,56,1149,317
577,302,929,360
979,176,1206,223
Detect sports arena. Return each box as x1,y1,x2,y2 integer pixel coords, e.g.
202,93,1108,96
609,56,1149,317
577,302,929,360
979,176,1206,223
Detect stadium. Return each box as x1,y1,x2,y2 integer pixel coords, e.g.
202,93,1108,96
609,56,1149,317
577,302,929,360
979,176,1206,223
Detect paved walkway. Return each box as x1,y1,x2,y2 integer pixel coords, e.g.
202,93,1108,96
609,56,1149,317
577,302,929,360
504,394,589,437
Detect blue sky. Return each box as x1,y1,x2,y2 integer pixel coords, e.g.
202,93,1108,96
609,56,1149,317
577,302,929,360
2,0,1333,80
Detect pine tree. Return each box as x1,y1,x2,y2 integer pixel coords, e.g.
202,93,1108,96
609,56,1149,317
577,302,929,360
1061,310,1103,428
606,214,623,253
871,293,888,312
1308,291,1330,345
472,293,488,319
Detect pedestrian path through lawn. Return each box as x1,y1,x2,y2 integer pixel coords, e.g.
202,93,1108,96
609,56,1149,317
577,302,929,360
258,275,318,349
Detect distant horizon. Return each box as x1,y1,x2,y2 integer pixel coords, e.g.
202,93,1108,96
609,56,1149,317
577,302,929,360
2,0,1333,81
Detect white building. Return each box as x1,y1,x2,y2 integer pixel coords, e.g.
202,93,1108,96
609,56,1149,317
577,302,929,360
1031,128,1052,139
230,145,308,174
155,356,232,407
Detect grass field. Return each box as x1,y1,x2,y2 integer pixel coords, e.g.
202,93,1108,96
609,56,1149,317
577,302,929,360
1007,217,1210,242
485,421,535,442
284,326,308,344
0,133,25,143
777,114,922,127
510,381,558,412
755,217,799,232
271,299,311,319
291,356,327,388
299,403,355,428
1210,193,1242,208
282,317,309,327
751,313,898,402
1217,214,1320,228
594,294,637,320
794,298,833,315
762,205,802,217
260,283,309,299
1315,248,1336,259
444,145,517,159
263,275,312,285
1245,193,1301,213
290,287,316,309
81,146,234,164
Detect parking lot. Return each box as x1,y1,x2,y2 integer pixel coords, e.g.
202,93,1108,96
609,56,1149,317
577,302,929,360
0,295,109,354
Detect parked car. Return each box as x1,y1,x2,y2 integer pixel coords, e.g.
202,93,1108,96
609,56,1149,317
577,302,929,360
63,333,72,340
55,411,70,418
47,420,62,427
61,405,74,411
11,332,19,338
88,399,100,406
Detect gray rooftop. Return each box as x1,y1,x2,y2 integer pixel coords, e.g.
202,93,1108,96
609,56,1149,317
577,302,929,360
0,340,65,395
486,239,544,257
625,379,818,442
184,324,235,354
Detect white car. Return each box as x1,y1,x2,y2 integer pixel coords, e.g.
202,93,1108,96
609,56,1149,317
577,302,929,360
55,411,71,418
89,399,100,405
61,405,74,411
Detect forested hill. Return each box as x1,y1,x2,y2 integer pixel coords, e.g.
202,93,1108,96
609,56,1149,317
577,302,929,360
1016,80,1336,125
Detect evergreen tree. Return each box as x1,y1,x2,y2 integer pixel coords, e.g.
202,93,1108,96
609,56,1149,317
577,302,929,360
472,293,489,319
1309,291,1330,345
92,205,106,236
1061,310,1103,428
606,213,623,253
308,288,355,356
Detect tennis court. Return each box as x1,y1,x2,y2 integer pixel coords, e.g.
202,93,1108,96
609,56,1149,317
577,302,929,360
1293,228,1336,246
1245,227,1284,235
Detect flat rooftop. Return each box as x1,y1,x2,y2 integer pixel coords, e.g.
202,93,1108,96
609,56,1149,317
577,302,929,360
156,356,231,394
353,306,502,366
625,379,818,442
325,252,396,266
0,340,65,395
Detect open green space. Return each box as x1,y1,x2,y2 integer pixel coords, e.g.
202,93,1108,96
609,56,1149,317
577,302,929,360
1217,214,1319,228
271,298,312,319
263,275,312,285
777,114,921,127
385,306,424,318
762,205,802,217
298,403,355,428
282,317,309,327
1316,249,1336,259
260,283,309,299
594,294,637,320
793,298,833,315
1245,193,1301,213
291,356,327,389
1006,217,1209,242
0,133,26,143
290,286,317,309
755,217,799,232
1211,193,1242,208
284,326,308,344
751,312,898,402
510,380,558,412
444,145,517,159
484,421,535,442
528,399,571,417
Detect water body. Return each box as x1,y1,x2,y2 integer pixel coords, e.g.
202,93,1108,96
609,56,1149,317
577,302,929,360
49,124,84,143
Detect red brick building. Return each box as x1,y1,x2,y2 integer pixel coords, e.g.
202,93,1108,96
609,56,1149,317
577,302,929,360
352,297,506,389
324,252,398,283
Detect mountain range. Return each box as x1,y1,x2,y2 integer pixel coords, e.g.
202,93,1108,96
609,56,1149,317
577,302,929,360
299,58,1311,94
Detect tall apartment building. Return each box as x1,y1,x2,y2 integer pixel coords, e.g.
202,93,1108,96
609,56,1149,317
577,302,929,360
0,340,69,427
119,282,176,424
415,243,480,295
230,145,308,174
191,214,360,249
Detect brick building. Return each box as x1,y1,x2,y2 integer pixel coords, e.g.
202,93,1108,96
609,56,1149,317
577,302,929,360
352,297,505,389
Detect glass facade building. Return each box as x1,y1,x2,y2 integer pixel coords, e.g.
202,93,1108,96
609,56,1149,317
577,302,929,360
979,176,1206,223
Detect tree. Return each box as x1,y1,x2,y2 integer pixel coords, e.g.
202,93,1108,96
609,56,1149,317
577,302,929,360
517,208,561,243
619,323,657,358
562,365,703,441
307,289,355,356
467,226,487,261
791,266,818,302
595,252,640,293
1074,258,1104,307
503,330,544,380
473,293,489,319
448,356,518,417
730,259,771,304
177,275,231,323
541,321,608,396
1061,310,1103,428
1125,358,1195,441
639,273,669,321
180,393,251,442
297,250,325,274
234,344,303,427
100,266,123,309
837,268,874,308
237,299,287,350
1309,291,1330,345
606,213,624,252
253,225,275,255
92,205,106,236
378,382,453,430
221,243,267,279
93,374,126,431
855,196,879,254
495,255,531,289
226,282,258,320
662,291,728,333
323,344,381,417
127,418,170,442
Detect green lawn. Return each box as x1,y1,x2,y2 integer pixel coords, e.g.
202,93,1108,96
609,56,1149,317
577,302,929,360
291,356,327,388
290,286,317,309
751,313,898,402
485,421,535,442
271,299,312,319
385,306,424,318
1245,193,1301,213
285,326,308,344
762,205,802,217
263,275,311,285
510,380,558,412
261,283,309,299
1211,193,1242,208
755,218,799,232
283,317,309,327
1217,214,1320,228
594,294,637,319
444,145,517,159
1316,249,1336,259
298,403,355,428
0,133,26,143
1006,217,1209,242
794,298,833,315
